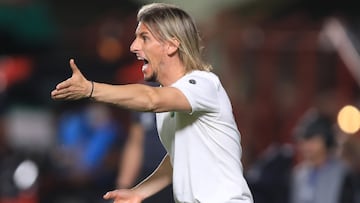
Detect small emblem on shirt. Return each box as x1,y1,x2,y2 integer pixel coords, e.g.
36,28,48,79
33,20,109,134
189,79,196,84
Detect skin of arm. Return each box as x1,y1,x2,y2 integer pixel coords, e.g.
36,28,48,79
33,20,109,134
104,154,173,202
117,122,144,189
51,59,191,113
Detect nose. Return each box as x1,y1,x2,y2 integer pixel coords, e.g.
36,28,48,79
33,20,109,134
130,38,140,53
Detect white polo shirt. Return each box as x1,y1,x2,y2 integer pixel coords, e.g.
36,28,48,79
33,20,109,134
156,70,253,203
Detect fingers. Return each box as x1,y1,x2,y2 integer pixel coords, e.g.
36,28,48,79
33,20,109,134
51,79,70,100
103,190,131,200
50,89,59,99
51,58,88,101
51,89,76,100
55,78,71,90
103,189,143,203
51,79,83,100
103,190,119,199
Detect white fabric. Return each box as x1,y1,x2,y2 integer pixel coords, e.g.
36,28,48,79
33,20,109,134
156,71,253,203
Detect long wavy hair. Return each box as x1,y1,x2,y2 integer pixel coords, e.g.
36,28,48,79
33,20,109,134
137,3,212,72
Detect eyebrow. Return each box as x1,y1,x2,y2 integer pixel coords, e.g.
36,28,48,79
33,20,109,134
140,32,149,36
134,31,148,38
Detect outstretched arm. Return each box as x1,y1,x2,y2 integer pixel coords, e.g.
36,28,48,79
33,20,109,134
51,59,191,113
104,154,173,202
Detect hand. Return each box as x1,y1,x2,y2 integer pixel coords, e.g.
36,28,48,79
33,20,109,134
51,59,92,100
103,189,144,203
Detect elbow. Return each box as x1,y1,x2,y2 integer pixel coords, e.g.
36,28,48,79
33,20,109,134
142,89,162,112
142,102,157,112
145,97,163,113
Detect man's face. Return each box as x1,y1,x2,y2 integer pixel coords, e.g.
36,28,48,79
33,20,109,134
130,22,166,82
298,135,327,164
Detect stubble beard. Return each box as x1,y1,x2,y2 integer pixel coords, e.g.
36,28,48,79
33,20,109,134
144,71,157,83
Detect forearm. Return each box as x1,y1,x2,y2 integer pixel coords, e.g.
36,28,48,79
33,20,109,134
118,126,144,188
91,82,157,112
131,154,173,199
51,61,191,113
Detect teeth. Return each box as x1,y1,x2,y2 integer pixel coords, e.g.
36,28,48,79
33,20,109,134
142,64,148,72
137,56,149,64
136,55,149,72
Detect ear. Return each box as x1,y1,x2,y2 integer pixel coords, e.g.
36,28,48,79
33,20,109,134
166,38,180,56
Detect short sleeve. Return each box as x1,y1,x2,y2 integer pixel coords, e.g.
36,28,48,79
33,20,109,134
172,71,219,113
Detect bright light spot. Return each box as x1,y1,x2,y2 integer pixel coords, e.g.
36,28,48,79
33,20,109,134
13,160,39,190
337,105,360,134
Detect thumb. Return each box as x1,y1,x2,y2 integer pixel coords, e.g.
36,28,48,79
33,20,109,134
69,58,81,75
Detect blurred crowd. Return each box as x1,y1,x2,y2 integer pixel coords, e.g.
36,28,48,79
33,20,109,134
0,0,360,203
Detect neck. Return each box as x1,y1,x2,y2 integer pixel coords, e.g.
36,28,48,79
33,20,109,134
158,57,186,87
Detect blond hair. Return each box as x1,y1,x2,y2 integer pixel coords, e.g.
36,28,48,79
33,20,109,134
137,3,212,72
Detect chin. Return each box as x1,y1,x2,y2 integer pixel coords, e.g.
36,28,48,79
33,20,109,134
144,73,157,82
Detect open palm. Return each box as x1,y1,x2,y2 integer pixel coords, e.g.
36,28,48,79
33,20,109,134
51,59,92,100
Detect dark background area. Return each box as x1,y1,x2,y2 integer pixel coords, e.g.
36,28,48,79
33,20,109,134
0,0,359,202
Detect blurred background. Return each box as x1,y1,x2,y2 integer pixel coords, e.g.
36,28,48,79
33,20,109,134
0,0,359,203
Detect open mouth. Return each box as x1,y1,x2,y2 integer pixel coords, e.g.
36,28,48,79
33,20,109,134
141,58,149,72
137,56,148,65
143,59,149,65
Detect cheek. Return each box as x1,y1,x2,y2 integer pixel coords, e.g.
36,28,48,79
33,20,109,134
299,143,311,156
300,140,325,156
147,45,166,60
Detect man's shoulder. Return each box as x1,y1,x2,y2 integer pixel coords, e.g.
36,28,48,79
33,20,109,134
186,70,216,77
181,70,219,85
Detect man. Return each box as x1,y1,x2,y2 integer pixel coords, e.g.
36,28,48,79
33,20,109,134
290,109,348,203
51,3,253,203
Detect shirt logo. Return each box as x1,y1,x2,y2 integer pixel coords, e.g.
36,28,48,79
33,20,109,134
189,79,196,84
